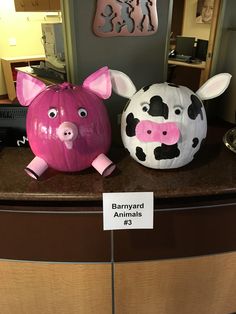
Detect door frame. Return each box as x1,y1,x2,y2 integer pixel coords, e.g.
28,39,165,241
200,0,222,85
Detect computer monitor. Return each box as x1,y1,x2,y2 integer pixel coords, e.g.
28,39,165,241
175,36,196,58
196,39,208,61
0,105,28,147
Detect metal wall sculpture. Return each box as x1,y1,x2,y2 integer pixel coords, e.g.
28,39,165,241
93,0,158,37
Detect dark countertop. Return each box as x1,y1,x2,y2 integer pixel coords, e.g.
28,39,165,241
0,120,235,263
0,120,235,203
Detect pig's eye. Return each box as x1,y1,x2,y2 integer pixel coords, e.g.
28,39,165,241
48,108,58,119
78,108,88,118
142,103,150,112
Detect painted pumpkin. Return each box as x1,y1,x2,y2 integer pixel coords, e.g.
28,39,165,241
16,67,115,179
111,70,231,169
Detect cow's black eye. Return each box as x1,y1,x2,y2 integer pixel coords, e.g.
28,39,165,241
174,106,183,115
48,108,58,119
142,103,150,112
78,108,88,117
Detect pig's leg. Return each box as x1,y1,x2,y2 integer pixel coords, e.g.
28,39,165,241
91,153,115,176
25,156,48,179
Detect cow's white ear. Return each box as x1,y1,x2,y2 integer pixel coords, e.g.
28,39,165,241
196,73,232,100
110,70,137,99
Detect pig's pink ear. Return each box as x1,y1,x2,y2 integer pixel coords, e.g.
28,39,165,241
16,71,46,106
82,66,111,99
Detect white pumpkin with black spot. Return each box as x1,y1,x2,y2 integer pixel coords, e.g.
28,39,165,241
111,71,231,169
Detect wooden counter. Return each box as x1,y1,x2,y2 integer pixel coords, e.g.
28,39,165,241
0,120,235,262
0,121,235,203
0,120,235,314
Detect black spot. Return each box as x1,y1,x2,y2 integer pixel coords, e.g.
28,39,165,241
193,138,206,159
188,95,204,120
148,96,169,119
192,137,199,148
143,85,152,92
126,113,140,137
154,144,180,160
136,147,146,161
123,99,131,112
168,83,179,88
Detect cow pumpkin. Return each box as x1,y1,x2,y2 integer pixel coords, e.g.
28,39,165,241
110,70,231,169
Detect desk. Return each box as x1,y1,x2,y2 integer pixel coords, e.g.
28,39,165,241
15,66,62,86
168,59,206,87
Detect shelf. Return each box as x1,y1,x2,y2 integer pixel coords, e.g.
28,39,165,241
1,56,45,101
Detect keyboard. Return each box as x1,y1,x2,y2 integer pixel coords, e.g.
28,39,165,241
171,55,191,62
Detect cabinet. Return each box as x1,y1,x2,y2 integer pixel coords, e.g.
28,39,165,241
49,0,60,11
1,56,45,101
0,261,112,314
14,0,60,11
115,253,236,314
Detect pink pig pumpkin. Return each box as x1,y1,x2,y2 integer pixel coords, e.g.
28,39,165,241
16,67,115,179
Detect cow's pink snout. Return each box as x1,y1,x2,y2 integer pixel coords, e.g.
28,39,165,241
136,120,180,145
56,122,78,149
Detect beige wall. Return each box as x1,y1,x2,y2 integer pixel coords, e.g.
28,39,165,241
0,0,61,96
182,0,211,40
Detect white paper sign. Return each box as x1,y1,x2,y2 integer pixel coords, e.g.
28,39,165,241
103,192,154,230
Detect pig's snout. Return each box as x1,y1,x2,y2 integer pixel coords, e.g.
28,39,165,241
57,122,78,149
136,120,180,145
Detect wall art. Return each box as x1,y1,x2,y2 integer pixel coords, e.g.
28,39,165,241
93,0,158,37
